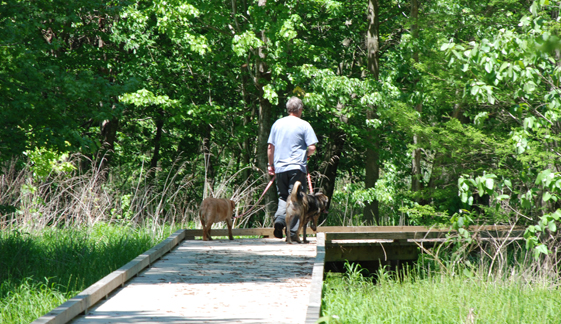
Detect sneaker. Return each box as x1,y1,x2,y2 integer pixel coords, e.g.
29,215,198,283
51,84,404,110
273,223,284,239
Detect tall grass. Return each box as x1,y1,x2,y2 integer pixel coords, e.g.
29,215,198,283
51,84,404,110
0,223,180,324
321,232,561,324
0,278,71,324
0,155,277,231
0,155,201,229
321,263,561,324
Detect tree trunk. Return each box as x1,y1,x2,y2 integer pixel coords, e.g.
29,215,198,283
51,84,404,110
364,0,380,225
98,115,118,171
202,124,215,198
256,78,275,217
412,136,423,191
150,108,164,171
241,69,253,181
255,0,276,217
318,127,346,210
411,0,423,194
366,0,380,80
364,111,380,224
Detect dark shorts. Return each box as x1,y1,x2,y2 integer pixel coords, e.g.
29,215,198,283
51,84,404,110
275,169,306,202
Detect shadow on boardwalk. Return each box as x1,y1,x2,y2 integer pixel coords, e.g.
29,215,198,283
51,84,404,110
135,239,315,285
72,311,271,323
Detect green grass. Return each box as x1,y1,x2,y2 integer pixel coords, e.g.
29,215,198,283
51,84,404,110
0,278,71,323
0,223,182,324
320,264,561,324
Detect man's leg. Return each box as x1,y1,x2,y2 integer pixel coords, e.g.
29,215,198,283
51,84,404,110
273,198,287,238
273,172,290,238
286,171,306,238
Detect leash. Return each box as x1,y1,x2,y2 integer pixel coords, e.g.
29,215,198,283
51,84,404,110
234,162,314,220
233,175,276,219
306,163,314,193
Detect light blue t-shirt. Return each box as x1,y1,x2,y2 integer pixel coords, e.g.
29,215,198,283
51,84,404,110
267,116,318,173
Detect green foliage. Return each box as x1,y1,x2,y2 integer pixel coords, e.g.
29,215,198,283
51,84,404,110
399,204,449,226
120,89,179,108
459,169,561,259
328,162,414,226
0,0,127,160
25,145,76,181
1,0,560,232
232,31,264,56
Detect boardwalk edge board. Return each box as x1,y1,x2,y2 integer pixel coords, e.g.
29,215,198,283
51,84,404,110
305,232,326,324
182,225,522,238
31,229,186,324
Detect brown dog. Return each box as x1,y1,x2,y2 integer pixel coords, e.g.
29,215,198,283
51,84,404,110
199,198,236,241
285,181,329,244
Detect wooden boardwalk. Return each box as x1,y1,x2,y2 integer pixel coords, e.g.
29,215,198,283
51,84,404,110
35,225,520,324
69,238,319,324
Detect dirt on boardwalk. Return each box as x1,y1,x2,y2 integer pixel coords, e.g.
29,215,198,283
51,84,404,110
71,238,317,324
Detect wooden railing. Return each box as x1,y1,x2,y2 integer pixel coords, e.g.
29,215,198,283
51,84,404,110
183,225,523,240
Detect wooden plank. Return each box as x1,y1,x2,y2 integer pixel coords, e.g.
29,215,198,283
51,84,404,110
325,244,419,262
305,233,325,324
183,226,439,237
324,226,524,242
467,225,524,231
182,225,522,239
326,239,394,247
32,229,186,324
32,296,87,324
318,226,431,232
184,226,434,238
80,271,126,313
183,227,274,238
122,254,150,282
318,225,522,232
145,229,186,264
326,231,449,241
479,230,524,238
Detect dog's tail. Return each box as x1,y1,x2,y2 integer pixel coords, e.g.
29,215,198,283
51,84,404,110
290,181,302,203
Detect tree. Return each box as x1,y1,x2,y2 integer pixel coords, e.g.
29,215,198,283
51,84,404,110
0,0,125,165
364,0,381,224
410,0,423,194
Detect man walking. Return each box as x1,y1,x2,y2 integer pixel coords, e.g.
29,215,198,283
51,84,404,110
267,96,318,239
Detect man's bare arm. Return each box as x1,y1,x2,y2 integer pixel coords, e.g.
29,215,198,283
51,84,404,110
307,144,316,157
267,144,275,175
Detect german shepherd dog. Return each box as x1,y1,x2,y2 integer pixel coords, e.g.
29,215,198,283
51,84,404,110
199,198,236,241
285,181,329,244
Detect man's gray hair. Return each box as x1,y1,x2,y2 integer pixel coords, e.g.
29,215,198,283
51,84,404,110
286,96,303,114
